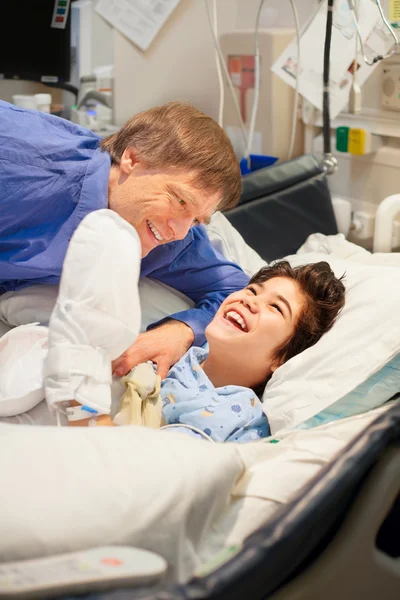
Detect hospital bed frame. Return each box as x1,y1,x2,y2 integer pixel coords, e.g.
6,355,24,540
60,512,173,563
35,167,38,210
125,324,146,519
71,155,400,600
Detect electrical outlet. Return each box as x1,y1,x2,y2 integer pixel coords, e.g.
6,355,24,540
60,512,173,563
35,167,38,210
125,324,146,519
392,220,400,250
352,211,375,240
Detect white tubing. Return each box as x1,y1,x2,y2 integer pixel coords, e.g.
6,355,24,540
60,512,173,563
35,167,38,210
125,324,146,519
373,194,400,253
212,0,224,127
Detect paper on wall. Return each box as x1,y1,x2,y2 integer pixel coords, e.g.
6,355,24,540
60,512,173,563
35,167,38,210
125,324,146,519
95,0,181,52
271,0,398,119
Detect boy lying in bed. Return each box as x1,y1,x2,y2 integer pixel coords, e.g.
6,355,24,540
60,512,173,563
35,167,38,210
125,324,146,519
159,260,345,442
63,261,344,441
42,211,345,437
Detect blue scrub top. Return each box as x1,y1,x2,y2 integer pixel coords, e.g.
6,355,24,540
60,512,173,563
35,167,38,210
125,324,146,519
0,100,249,345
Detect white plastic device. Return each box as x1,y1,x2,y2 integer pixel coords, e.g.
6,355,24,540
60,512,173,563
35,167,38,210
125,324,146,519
34,94,52,113
381,64,400,112
0,546,167,598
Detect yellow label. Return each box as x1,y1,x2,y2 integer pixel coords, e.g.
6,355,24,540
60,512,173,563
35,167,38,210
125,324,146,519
348,128,366,155
389,0,400,21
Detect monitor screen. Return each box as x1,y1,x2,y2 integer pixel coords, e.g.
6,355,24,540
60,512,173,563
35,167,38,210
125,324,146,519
0,1,71,84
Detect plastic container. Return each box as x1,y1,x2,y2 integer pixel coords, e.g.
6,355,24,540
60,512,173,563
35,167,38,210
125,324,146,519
12,95,36,109
240,154,278,176
34,93,52,113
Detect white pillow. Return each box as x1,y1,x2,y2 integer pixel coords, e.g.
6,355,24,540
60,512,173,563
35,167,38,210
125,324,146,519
138,277,194,331
0,324,48,416
206,212,266,277
263,252,400,434
0,279,193,335
297,352,400,430
0,285,59,329
0,320,11,338
0,423,243,583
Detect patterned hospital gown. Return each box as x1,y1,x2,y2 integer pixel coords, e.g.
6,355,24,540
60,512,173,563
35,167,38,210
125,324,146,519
161,346,270,442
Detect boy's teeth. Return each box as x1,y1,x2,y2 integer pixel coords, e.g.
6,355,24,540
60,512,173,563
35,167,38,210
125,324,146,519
147,220,164,241
225,310,246,331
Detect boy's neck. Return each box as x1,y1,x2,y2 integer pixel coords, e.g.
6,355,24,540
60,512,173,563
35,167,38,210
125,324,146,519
201,351,255,389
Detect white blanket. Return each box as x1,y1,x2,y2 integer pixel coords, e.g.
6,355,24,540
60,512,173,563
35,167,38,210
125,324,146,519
0,404,391,583
298,233,400,267
0,423,244,583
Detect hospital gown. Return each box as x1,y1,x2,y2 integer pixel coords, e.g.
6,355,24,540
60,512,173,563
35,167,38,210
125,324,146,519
161,347,270,442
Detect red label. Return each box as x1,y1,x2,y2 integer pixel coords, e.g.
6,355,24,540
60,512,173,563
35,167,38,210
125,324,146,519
101,558,123,567
227,55,256,122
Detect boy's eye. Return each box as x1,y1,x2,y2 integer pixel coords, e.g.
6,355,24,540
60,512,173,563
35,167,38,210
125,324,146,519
247,286,257,296
272,303,283,315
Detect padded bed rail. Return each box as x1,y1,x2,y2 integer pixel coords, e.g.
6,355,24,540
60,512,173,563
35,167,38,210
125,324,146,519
75,402,400,600
224,154,338,263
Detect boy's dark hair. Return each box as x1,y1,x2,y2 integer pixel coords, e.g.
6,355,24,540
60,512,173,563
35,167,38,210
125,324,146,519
250,260,346,369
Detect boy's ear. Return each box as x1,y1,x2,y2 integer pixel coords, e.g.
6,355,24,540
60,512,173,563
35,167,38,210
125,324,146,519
270,355,285,373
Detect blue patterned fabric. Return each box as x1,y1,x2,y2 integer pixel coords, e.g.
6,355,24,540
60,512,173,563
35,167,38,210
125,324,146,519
161,347,270,442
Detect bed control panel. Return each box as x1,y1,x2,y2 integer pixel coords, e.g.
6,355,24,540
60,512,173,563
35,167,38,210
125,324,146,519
0,546,167,598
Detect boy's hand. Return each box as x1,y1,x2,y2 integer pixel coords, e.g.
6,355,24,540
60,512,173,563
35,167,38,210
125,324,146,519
67,401,114,427
68,414,114,427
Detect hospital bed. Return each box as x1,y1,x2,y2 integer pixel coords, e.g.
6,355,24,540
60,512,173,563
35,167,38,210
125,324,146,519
92,156,400,599
53,155,396,599
94,403,400,600
0,156,399,599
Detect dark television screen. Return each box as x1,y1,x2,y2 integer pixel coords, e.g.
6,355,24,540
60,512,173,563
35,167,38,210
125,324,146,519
0,1,71,84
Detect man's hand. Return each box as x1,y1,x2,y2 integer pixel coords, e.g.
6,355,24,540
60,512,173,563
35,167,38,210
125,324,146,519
112,320,195,379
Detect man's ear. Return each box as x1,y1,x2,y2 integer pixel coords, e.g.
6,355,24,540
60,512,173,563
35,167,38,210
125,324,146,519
119,147,140,175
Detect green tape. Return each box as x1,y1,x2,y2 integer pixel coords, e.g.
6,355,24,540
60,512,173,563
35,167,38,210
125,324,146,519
336,126,349,152
195,545,242,577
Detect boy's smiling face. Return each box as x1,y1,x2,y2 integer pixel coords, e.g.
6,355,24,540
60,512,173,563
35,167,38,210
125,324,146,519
205,276,305,384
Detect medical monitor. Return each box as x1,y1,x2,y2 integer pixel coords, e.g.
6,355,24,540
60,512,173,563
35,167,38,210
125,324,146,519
0,1,71,84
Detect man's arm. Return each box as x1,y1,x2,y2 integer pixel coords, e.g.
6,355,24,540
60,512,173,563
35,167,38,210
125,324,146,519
112,226,249,378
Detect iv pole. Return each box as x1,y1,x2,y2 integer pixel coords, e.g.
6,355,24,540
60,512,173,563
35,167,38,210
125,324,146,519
321,0,338,175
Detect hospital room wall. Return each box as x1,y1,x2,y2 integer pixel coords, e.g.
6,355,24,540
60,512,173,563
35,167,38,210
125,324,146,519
112,0,318,125
0,0,318,124
113,0,236,126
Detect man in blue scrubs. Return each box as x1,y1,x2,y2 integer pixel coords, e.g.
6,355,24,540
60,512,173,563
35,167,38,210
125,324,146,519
0,100,249,377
